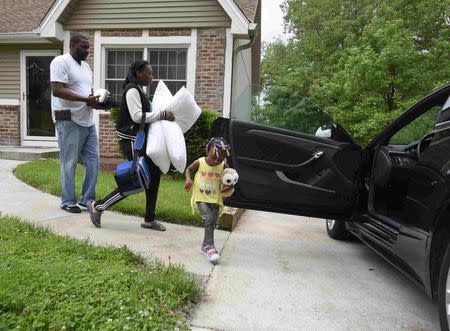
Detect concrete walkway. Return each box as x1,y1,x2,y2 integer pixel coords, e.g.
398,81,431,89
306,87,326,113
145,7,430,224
0,159,229,277
191,211,439,330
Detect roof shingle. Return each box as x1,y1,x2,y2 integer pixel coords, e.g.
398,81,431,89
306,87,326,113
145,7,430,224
0,0,56,33
233,0,259,22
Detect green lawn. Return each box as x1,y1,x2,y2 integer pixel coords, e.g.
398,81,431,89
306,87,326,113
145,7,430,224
14,159,202,227
0,215,202,330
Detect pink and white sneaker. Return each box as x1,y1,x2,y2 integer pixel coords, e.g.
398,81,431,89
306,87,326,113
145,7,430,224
201,245,220,262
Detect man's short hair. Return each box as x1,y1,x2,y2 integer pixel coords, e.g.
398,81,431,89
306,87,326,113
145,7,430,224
70,33,88,46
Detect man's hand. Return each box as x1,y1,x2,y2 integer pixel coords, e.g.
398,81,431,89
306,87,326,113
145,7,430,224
184,178,193,192
165,111,175,122
84,95,99,108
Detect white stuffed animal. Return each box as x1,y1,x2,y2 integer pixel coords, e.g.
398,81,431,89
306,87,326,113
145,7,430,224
221,168,239,198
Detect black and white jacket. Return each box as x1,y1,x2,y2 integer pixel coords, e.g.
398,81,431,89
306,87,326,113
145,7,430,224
116,83,166,141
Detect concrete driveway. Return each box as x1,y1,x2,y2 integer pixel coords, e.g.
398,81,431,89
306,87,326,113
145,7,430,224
0,159,440,330
192,210,440,331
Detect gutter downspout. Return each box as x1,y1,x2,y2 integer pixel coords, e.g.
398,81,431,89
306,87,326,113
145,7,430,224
233,23,258,55
230,23,258,118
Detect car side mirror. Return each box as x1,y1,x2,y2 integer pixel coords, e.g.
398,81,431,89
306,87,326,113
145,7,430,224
315,124,333,138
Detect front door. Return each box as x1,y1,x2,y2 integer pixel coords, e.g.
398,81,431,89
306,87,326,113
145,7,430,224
20,51,60,146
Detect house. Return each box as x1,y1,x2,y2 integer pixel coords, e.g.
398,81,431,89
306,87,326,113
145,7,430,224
0,0,261,158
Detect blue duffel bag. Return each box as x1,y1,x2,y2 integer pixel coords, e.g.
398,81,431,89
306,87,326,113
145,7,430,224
114,156,151,196
114,130,151,196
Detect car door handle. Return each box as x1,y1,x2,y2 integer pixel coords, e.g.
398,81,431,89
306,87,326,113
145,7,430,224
299,150,324,167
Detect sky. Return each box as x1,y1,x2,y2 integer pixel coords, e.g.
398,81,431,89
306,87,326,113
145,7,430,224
261,0,292,43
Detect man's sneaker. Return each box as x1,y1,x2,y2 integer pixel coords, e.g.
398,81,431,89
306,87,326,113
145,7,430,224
61,204,81,214
87,201,102,228
78,201,87,208
201,245,220,262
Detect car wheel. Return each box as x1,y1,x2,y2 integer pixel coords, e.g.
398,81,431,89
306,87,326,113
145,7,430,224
438,242,450,331
326,219,349,240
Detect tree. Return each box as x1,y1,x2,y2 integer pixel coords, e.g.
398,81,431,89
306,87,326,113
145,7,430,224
259,0,450,145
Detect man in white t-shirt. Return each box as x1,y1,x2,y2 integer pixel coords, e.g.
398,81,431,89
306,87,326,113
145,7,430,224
50,33,104,213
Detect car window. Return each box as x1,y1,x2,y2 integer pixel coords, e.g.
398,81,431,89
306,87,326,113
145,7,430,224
389,105,441,145
232,85,333,136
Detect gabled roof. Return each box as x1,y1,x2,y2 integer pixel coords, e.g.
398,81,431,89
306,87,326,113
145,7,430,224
0,0,257,36
0,0,56,33
233,0,259,22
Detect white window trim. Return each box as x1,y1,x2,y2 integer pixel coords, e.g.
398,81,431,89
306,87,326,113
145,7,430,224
217,0,250,36
97,30,197,97
223,28,233,118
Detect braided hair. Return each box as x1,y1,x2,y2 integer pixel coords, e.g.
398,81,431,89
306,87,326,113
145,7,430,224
123,60,150,88
205,137,231,158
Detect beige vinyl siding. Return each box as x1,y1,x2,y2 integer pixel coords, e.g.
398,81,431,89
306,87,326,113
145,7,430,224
0,49,20,99
0,45,61,100
60,0,231,29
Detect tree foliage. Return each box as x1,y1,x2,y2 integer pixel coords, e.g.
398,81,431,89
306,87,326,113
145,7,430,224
260,0,450,145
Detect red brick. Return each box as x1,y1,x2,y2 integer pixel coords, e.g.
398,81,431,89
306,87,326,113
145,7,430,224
101,30,142,37
0,105,20,145
148,29,191,36
98,112,121,158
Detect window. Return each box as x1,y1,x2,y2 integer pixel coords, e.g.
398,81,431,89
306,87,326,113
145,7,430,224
241,85,333,136
389,105,441,145
106,49,143,101
105,48,187,102
148,49,187,99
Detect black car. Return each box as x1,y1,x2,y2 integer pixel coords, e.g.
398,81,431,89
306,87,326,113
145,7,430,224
212,84,450,330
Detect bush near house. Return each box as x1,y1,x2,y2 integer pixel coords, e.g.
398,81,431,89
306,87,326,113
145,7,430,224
0,215,202,330
185,109,219,166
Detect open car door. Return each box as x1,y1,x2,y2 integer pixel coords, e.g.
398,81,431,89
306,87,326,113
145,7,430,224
211,94,363,220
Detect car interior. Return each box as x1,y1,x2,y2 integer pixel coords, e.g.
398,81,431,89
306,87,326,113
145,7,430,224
369,93,450,224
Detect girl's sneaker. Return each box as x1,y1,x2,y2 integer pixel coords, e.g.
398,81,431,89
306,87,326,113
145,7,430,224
201,245,220,262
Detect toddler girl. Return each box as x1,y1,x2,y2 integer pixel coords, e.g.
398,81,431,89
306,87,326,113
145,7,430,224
184,137,233,262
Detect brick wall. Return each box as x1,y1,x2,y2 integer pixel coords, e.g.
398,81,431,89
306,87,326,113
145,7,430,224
99,112,121,158
195,28,226,113
0,106,20,145
101,30,142,37
148,29,191,36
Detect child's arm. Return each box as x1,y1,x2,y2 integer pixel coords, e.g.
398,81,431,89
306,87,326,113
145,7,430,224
221,185,234,194
184,159,200,191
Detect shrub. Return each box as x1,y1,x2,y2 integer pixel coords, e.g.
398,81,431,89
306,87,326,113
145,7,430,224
108,107,119,125
185,109,219,166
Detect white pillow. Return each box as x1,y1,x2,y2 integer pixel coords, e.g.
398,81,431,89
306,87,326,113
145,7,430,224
146,122,170,174
165,86,201,133
145,81,173,174
152,80,173,112
162,120,187,173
